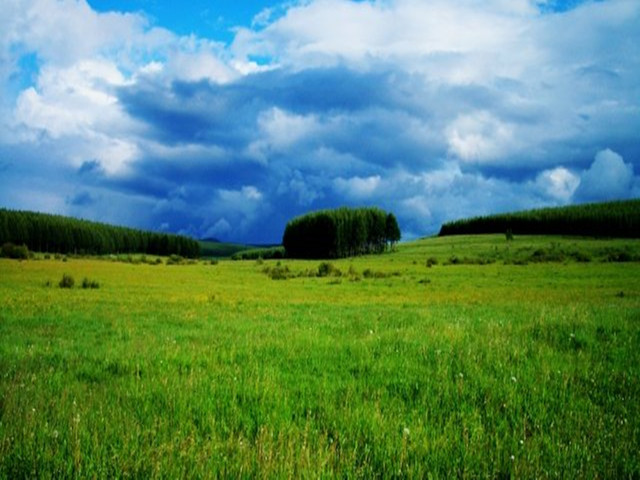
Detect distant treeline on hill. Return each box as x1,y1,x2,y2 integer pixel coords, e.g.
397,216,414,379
283,207,401,259
0,208,200,257
438,199,640,238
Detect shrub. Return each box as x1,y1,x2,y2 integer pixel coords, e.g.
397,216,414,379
0,243,29,260
166,254,184,265
264,265,291,280
81,278,100,289
426,257,438,268
317,262,341,277
59,274,75,288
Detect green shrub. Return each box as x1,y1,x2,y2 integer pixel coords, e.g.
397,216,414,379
59,274,75,289
426,257,438,268
81,278,100,289
166,254,184,265
263,265,291,280
317,262,341,277
0,243,29,260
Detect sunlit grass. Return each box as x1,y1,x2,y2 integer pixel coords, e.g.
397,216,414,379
1,235,639,477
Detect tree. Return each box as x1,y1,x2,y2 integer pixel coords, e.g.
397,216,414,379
385,213,401,249
283,207,401,259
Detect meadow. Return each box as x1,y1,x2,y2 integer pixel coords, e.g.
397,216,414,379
1,235,639,478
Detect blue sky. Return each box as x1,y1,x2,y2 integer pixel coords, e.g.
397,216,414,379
87,0,280,43
1,0,638,243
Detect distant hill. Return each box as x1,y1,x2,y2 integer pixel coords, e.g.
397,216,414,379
198,240,251,258
0,208,200,257
439,199,640,238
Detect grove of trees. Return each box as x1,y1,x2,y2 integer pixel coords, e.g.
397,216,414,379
438,199,640,238
0,208,200,257
283,207,401,259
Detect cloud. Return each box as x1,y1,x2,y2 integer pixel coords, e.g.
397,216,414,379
533,167,580,203
0,0,639,242
333,175,381,199
574,149,635,202
446,111,515,163
204,218,232,240
67,190,96,207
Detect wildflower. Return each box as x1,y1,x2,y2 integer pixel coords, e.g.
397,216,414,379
511,376,517,383
510,455,515,461
403,427,410,437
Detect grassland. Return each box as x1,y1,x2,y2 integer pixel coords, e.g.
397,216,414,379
1,235,639,478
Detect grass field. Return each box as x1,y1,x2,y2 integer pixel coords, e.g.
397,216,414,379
1,235,639,478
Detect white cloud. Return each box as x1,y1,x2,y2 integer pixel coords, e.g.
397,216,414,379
574,149,635,201
333,175,381,198
534,167,580,203
14,59,128,137
446,111,515,162
204,218,232,239
247,107,320,162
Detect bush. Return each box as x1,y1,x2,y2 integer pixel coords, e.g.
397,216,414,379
263,265,292,280
59,274,75,288
0,243,29,260
426,257,438,268
166,254,184,265
81,278,100,289
317,262,341,277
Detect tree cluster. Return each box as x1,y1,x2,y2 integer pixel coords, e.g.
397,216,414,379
283,207,401,259
438,199,640,238
0,208,200,257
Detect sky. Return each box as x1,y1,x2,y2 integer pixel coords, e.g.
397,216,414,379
0,0,638,243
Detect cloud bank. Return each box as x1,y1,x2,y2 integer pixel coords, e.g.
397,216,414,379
1,0,639,242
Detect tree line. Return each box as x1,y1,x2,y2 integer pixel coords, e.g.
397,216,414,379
283,207,401,259
0,208,200,257
438,199,640,238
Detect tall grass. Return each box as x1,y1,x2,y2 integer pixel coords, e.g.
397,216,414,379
1,235,639,477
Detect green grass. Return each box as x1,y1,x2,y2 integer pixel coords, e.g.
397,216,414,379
1,235,639,478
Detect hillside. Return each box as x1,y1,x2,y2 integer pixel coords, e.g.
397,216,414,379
439,199,640,238
198,240,251,258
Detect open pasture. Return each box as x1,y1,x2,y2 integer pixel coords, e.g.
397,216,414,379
1,235,639,478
